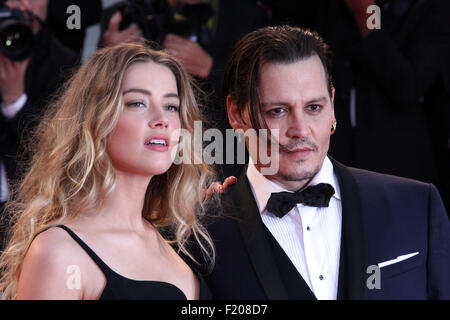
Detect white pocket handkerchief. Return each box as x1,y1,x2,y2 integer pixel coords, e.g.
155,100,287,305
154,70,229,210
378,252,419,268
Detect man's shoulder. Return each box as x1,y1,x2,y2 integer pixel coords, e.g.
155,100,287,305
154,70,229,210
343,165,439,209
347,166,431,190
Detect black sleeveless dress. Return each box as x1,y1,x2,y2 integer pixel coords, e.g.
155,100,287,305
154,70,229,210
55,225,212,300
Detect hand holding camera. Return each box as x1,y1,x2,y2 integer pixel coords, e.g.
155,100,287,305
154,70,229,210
102,0,214,78
0,52,29,105
104,11,143,47
0,0,36,105
163,33,212,78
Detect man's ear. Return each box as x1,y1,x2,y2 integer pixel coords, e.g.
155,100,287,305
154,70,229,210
331,86,336,119
329,85,335,105
226,95,246,131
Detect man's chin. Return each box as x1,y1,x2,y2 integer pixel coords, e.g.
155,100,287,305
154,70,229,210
276,165,320,183
278,173,315,183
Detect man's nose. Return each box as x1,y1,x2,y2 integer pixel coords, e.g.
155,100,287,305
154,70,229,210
285,112,310,139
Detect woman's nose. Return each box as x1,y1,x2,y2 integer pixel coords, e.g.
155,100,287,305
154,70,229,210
148,111,169,129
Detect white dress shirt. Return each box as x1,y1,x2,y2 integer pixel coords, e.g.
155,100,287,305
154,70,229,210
246,156,342,300
1,94,28,202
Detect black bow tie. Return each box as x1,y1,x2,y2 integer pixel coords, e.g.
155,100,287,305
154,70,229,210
266,183,335,218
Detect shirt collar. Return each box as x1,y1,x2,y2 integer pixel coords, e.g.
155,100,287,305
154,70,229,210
246,156,341,214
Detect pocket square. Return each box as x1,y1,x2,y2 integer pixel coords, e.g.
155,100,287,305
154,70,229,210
377,252,419,268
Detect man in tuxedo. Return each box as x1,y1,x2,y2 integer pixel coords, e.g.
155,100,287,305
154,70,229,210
200,25,450,299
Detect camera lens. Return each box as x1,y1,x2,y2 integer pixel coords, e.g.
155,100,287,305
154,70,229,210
0,20,34,61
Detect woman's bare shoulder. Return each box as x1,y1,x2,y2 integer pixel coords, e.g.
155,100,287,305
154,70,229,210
17,226,97,299
26,226,88,262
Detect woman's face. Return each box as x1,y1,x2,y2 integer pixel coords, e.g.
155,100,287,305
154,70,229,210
107,61,181,177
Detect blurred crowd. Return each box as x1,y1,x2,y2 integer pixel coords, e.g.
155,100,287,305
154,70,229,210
0,0,449,247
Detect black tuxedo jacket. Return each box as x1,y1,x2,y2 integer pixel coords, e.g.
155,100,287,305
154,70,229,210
0,31,78,249
0,30,78,186
200,158,450,299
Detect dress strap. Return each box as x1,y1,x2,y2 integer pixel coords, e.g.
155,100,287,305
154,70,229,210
55,225,114,277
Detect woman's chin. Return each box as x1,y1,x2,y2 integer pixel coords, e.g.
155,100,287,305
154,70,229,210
147,163,174,176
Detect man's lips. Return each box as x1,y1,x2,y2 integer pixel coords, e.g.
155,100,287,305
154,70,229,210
285,147,313,152
280,146,316,160
281,146,315,154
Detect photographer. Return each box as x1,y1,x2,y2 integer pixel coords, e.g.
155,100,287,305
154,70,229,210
99,0,268,94
100,0,216,79
0,0,78,248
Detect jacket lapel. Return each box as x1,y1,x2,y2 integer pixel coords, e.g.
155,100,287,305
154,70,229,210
331,157,367,299
231,171,289,299
230,158,367,299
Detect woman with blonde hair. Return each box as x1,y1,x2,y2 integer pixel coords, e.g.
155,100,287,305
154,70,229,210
0,42,217,299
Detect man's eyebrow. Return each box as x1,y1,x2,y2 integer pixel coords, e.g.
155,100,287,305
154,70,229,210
261,96,329,108
305,96,329,105
123,88,179,99
261,101,290,108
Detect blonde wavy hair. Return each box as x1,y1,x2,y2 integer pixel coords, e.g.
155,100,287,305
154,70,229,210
0,42,216,299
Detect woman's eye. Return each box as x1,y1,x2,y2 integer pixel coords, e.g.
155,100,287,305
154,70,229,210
127,101,145,108
166,105,180,112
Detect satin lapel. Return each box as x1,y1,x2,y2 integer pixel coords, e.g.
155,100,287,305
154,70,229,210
231,172,288,299
331,157,367,300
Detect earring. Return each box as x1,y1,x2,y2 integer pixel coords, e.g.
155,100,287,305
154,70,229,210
331,121,337,134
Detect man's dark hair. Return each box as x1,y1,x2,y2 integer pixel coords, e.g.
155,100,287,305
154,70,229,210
223,25,333,129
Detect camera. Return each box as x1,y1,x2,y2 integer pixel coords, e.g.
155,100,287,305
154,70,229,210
0,1,34,61
116,0,214,46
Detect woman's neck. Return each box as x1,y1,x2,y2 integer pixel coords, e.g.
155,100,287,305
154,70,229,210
90,172,152,232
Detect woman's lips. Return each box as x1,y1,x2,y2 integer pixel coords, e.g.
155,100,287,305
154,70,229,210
144,135,170,152
144,144,169,152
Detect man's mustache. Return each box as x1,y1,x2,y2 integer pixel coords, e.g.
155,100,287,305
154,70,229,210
278,138,318,152
257,132,318,152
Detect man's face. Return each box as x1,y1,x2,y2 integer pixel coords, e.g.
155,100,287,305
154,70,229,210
6,0,48,33
231,55,335,191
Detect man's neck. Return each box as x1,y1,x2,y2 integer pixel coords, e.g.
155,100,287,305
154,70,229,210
264,174,315,192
